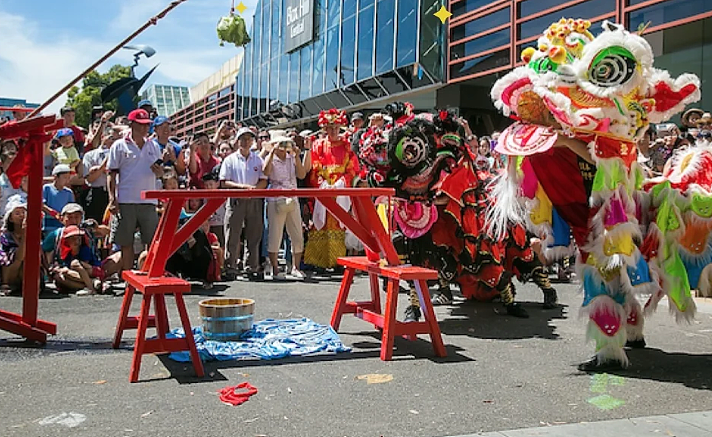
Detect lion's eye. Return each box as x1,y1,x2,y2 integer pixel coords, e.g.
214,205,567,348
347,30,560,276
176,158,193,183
588,46,637,88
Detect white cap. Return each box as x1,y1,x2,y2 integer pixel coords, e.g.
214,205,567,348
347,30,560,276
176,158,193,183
236,127,256,140
52,164,71,176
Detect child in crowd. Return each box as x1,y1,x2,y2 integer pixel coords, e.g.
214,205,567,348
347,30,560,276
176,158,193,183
157,173,179,216
42,164,75,234
52,128,82,184
201,220,223,286
54,225,103,296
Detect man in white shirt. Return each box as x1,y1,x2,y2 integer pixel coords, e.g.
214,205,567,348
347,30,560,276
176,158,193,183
219,127,268,280
107,109,164,272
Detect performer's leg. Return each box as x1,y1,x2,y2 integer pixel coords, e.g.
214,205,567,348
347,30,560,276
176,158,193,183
625,297,646,349
431,277,453,306
496,272,529,318
404,283,422,322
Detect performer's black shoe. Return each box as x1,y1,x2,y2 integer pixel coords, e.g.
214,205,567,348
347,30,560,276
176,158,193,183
431,287,453,306
625,338,647,349
505,302,529,318
404,305,421,323
542,288,559,309
577,356,626,372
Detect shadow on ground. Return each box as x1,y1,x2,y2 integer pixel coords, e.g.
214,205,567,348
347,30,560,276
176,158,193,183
592,347,712,391
437,299,568,340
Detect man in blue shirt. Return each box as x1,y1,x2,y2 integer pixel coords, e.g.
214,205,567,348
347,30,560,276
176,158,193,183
42,164,75,234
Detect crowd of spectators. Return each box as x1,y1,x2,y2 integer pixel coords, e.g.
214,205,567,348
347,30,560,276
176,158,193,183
0,100,707,297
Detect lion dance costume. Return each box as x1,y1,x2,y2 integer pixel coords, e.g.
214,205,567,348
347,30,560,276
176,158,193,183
354,103,557,322
489,19,701,370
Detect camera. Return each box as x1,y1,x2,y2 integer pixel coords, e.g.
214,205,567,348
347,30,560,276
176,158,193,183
80,219,98,230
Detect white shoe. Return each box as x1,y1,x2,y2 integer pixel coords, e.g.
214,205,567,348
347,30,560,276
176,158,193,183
290,269,305,279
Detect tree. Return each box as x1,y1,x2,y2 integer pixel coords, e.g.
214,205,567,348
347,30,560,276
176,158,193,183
65,64,133,128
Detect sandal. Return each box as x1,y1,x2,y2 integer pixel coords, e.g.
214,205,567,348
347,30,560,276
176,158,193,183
431,293,453,306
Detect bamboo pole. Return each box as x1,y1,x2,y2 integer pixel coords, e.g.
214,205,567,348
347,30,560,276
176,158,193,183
28,0,188,118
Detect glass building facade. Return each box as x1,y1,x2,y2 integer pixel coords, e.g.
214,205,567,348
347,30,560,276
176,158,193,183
142,85,191,117
237,0,446,128
446,0,712,133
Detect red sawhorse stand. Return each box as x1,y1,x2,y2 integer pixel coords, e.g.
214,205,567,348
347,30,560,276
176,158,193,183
0,116,63,343
113,189,445,380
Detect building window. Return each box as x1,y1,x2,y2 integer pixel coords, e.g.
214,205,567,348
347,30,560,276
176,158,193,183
261,0,270,63
279,53,289,105
518,0,565,19
451,26,510,61
628,0,709,32
449,48,510,79
312,35,326,95
260,63,269,112
325,21,341,91
396,0,417,68
451,7,509,42
375,0,396,74
642,16,712,112
270,57,280,102
271,0,281,57
419,0,445,82
289,51,300,104
517,0,615,41
327,0,341,24
452,0,493,18
300,45,312,100
357,4,375,81
341,15,357,85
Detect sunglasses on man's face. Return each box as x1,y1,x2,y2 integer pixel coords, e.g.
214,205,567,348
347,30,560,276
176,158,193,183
258,136,270,140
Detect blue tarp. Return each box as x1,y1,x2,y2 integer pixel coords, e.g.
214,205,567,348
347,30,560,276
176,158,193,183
168,318,351,362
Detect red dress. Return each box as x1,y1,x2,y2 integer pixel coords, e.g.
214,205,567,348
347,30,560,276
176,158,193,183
304,138,359,268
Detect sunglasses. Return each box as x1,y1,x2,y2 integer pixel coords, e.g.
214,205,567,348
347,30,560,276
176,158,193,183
258,136,270,140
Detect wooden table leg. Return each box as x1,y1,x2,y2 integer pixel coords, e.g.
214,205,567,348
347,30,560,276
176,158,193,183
174,293,204,378
113,285,135,349
380,279,400,361
415,279,446,358
330,267,355,331
130,294,152,383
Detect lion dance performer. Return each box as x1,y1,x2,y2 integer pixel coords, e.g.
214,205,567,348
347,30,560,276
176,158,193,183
304,109,360,271
489,18,700,370
355,103,557,321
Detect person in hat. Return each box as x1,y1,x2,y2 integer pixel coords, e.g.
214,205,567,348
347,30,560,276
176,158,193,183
263,130,311,279
107,108,164,272
11,104,27,122
350,112,364,131
152,115,186,176
42,164,75,234
0,195,27,294
50,224,104,296
188,131,220,189
59,106,86,153
220,127,268,281
368,113,386,129
303,109,360,272
52,128,81,176
137,99,155,118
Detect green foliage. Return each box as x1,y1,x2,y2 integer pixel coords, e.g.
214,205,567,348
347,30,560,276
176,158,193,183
64,64,133,128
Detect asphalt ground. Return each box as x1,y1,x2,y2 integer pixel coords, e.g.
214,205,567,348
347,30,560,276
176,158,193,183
1,275,712,437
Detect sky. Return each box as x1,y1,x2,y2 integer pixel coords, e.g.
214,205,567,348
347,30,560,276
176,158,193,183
0,0,258,113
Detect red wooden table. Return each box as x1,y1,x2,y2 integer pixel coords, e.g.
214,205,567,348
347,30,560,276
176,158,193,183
133,188,445,365
0,116,63,343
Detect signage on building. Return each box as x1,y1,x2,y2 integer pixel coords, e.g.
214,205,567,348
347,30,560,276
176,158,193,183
285,0,314,53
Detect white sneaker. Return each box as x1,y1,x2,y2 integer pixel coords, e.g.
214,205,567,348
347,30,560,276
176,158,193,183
273,273,286,281
290,269,305,279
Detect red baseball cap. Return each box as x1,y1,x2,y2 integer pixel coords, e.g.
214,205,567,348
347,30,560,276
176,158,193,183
128,109,153,125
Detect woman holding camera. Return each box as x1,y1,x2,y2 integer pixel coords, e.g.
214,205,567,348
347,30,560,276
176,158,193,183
263,131,311,279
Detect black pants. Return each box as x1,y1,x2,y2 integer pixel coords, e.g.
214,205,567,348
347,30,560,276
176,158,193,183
84,187,109,223
166,230,213,281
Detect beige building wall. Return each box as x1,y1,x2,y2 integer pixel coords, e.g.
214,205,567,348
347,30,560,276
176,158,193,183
190,52,244,102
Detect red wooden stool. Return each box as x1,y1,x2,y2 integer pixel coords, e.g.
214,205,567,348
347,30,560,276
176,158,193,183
330,257,446,360
113,271,204,382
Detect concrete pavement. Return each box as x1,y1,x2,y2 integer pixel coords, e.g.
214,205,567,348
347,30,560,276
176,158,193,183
1,276,712,437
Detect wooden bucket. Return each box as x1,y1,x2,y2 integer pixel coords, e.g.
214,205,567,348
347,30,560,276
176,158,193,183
198,298,255,341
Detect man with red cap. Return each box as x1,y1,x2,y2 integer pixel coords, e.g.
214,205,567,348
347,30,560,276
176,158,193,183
107,109,164,272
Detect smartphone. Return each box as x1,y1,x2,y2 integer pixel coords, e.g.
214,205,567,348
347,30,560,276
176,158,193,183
655,123,678,137
154,159,164,167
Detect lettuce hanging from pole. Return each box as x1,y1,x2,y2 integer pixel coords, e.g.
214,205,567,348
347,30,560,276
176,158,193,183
217,14,251,47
